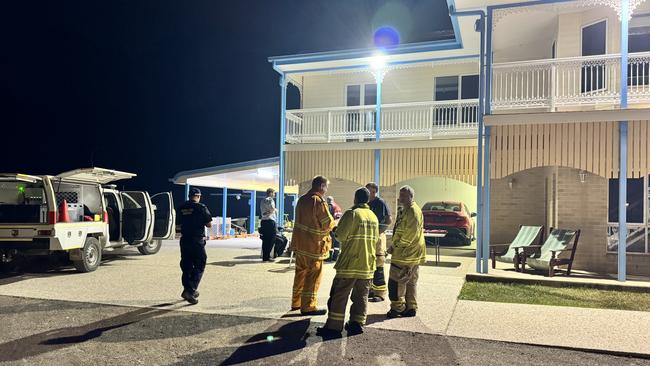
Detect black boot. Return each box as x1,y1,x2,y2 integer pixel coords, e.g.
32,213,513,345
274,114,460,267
344,321,364,335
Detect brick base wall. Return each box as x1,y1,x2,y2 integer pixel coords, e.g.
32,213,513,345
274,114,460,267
491,167,650,277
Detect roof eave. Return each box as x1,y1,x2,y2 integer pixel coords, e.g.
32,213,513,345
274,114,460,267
268,38,460,67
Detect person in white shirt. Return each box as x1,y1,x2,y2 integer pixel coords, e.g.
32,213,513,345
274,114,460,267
259,188,278,262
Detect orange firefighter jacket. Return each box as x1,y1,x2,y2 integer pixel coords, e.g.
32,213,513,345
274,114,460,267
291,190,336,260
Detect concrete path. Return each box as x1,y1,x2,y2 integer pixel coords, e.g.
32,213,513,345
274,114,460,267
2,238,650,358
447,300,650,356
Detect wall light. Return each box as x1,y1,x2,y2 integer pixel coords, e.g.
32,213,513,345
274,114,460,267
508,179,515,189
579,171,587,183
369,53,387,70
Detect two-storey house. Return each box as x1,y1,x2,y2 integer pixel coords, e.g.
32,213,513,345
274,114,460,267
453,0,650,278
268,3,482,248
269,0,650,279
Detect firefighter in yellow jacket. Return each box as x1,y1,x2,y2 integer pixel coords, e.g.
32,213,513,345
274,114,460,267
290,176,336,315
317,187,379,337
387,185,425,318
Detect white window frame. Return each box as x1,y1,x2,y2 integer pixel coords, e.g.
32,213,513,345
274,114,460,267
344,83,377,107
580,18,609,56
433,74,479,101
606,175,650,255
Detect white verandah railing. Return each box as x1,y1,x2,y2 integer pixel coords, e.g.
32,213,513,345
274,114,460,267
285,100,479,144
491,52,650,111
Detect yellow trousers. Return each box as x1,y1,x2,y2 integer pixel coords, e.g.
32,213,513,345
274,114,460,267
291,254,324,311
370,233,387,298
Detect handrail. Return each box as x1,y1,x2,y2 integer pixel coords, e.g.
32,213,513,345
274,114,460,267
287,99,479,115
493,51,650,69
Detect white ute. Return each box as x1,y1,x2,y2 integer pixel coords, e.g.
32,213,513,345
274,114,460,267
0,168,175,272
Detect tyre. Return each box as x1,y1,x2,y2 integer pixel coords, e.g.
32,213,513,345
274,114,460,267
138,240,162,255
73,237,102,273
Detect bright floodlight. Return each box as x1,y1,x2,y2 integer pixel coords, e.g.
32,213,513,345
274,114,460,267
257,168,274,179
370,53,386,70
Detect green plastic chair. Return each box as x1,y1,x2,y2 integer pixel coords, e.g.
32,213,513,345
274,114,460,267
519,228,581,277
490,225,544,270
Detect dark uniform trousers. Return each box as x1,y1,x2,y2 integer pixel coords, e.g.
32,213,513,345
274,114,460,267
180,236,207,293
259,219,277,260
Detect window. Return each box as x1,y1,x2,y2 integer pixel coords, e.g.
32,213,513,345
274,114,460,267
345,83,376,141
607,176,650,254
434,75,479,125
629,14,650,86
581,20,607,93
346,85,361,106
363,84,377,106
0,180,47,223
435,76,459,101
461,75,479,99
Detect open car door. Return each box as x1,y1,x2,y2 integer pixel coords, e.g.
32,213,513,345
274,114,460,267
151,192,175,240
120,191,154,244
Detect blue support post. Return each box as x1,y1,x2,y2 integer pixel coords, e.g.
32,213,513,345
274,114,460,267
374,70,383,185
449,6,486,273
482,126,491,273
278,75,287,227
222,187,228,237
184,184,190,200
484,8,494,271
249,190,257,234
618,0,629,282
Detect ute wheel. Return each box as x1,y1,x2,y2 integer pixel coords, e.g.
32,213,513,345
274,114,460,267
138,240,162,255
73,237,102,273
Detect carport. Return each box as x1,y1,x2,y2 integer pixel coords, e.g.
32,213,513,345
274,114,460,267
170,157,299,235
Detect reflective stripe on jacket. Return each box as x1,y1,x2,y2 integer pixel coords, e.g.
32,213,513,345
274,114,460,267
291,190,335,260
391,202,426,266
334,204,379,279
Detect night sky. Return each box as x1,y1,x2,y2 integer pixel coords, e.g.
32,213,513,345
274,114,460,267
0,0,452,217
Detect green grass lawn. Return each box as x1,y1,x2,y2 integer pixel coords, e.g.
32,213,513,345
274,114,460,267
459,281,650,312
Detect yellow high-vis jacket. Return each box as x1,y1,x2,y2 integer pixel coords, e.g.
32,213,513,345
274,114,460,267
334,204,379,279
390,202,426,266
291,190,335,260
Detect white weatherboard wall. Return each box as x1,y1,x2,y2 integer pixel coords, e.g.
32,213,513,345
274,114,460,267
301,62,479,109
556,7,621,58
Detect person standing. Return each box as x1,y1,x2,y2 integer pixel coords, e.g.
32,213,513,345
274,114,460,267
365,182,392,302
291,176,335,315
316,187,379,337
259,188,278,262
325,196,343,262
177,187,212,305
326,196,342,220
386,185,425,318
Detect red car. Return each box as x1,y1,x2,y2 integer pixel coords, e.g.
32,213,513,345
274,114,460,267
422,201,476,246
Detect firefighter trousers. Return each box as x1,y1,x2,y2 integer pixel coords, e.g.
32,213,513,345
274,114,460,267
291,254,324,311
388,263,419,313
369,233,387,298
323,277,371,331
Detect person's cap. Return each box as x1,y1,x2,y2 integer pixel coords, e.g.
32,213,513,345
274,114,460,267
189,187,201,197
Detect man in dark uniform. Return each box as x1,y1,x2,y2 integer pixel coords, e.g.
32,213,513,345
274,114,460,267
365,182,392,302
177,187,212,305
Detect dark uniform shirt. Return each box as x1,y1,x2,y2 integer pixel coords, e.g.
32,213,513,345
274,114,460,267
369,196,391,231
177,201,212,238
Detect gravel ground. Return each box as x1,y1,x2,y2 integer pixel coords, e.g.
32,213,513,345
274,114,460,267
1,295,649,366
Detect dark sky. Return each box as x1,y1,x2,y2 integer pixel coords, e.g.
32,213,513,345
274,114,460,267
0,0,452,216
